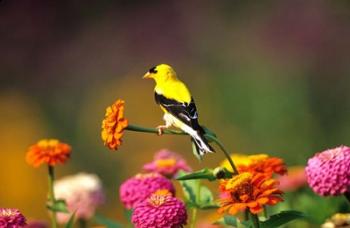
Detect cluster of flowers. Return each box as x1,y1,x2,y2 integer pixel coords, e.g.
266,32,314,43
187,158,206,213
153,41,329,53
0,139,105,227
101,99,190,227
100,99,307,224
101,99,308,226
3,98,348,228
119,149,191,228
27,139,104,224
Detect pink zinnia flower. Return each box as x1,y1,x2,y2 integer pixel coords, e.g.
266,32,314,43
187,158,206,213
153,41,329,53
143,149,191,178
54,173,105,224
306,145,350,196
0,208,26,228
120,173,175,209
132,190,187,228
277,166,307,192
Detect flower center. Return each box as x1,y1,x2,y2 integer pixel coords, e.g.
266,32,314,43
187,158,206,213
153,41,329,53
232,182,253,202
155,158,176,168
0,209,16,217
148,189,171,207
135,173,159,179
319,148,342,161
224,173,253,202
38,139,59,148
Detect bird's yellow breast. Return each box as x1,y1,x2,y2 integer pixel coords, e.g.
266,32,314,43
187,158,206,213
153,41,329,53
155,80,191,103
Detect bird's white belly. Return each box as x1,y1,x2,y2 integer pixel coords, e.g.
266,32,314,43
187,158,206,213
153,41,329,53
163,113,177,127
163,113,197,136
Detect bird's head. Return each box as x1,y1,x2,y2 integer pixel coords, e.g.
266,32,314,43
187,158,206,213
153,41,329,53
143,64,177,83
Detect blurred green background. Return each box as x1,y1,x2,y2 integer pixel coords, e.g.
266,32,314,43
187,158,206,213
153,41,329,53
1,0,350,226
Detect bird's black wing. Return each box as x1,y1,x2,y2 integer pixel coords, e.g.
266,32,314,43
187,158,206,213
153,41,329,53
155,92,201,130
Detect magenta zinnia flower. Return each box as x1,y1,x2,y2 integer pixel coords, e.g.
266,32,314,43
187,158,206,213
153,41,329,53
132,190,187,228
306,145,350,196
143,149,192,178
0,208,26,228
120,173,175,209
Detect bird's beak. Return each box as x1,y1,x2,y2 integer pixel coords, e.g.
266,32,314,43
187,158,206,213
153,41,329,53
143,72,152,79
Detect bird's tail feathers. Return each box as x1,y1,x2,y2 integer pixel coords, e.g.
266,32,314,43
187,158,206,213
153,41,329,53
191,131,215,157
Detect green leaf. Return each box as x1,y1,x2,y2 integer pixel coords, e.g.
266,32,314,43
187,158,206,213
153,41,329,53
176,168,216,181
180,179,199,205
199,186,213,204
223,215,238,226
64,211,76,228
177,171,200,205
178,171,218,210
47,199,69,213
198,185,217,209
260,210,307,228
94,214,123,228
241,220,253,228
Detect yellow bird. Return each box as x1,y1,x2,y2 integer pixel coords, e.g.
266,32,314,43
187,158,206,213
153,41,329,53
143,64,214,156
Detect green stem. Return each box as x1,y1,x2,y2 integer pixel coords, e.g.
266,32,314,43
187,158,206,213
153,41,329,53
344,191,350,204
190,179,201,228
79,218,87,228
190,208,198,228
48,165,57,228
126,124,239,175
263,205,268,219
244,209,249,221
250,212,260,228
126,124,186,135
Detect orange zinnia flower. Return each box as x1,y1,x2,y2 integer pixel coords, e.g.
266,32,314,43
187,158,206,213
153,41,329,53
26,139,71,167
218,172,283,215
221,154,287,177
101,99,128,150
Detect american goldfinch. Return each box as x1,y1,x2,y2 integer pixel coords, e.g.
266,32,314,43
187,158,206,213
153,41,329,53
143,64,214,156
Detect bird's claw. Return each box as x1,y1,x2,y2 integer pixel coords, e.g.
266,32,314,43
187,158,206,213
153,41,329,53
156,125,167,136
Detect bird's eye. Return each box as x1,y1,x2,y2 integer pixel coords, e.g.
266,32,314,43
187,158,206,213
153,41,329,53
149,66,158,74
